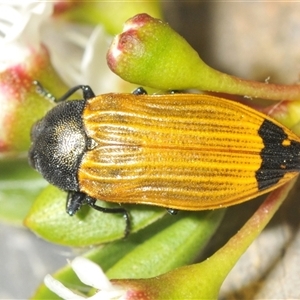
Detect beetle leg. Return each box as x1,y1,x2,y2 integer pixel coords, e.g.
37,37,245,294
66,192,131,237
80,86,96,100
85,196,131,238
66,191,87,216
56,85,95,102
132,87,147,95
167,208,178,215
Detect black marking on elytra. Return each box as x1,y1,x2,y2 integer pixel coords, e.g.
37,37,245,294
256,119,300,190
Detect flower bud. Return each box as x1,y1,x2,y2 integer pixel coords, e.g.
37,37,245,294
108,13,300,101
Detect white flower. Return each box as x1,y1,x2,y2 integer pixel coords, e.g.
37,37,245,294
0,2,133,95
42,21,129,95
0,1,53,71
44,257,126,300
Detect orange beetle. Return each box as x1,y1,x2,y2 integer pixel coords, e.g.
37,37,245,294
29,84,300,234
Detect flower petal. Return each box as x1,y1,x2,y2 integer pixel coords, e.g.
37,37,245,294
0,2,53,71
44,274,86,300
71,257,113,290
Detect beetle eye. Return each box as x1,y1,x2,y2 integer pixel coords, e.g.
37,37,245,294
28,147,38,170
29,119,45,171
30,120,42,142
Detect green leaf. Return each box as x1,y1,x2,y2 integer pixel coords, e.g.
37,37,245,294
0,158,47,225
24,184,166,246
32,209,225,299
106,210,225,279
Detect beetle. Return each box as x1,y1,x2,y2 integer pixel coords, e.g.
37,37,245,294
29,83,300,235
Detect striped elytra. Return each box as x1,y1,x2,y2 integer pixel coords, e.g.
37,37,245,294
76,92,300,210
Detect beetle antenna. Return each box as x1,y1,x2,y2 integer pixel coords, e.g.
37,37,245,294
33,80,57,102
33,81,96,103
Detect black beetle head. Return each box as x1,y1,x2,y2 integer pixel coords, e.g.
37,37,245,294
29,100,87,191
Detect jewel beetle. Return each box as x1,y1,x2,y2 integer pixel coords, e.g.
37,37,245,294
29,84,300,235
